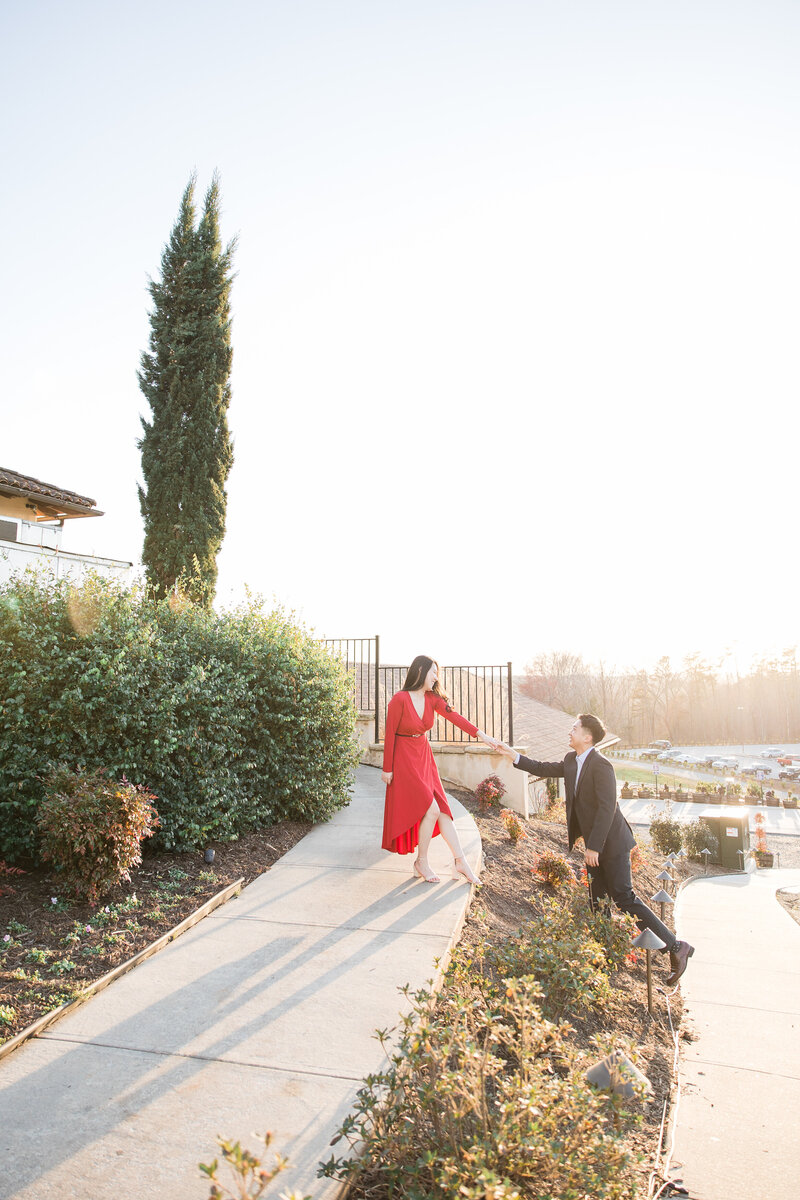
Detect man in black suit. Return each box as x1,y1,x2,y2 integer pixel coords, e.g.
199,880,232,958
497,713,694,985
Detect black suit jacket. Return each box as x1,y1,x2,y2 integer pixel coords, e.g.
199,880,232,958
514,747,635,857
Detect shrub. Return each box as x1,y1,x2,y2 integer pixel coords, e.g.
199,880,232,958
499,807,526,843
682,819,720,860
321,977,641,1200
532,850,575,888
647,801,682,856
36,768,159,903
199,1131,311,1199
492,894,612,1020
474,773,506,811
584,905,641,971
753,811,768,854
0,572,360,860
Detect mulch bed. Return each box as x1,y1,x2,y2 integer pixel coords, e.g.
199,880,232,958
443,784,711,1197
0,820,312,1045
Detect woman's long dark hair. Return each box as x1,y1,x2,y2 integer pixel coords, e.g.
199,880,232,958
401,655,449,703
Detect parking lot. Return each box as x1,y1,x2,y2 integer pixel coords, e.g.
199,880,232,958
623,742,800,787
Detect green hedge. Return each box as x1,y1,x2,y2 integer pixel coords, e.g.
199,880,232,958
0,572,360,861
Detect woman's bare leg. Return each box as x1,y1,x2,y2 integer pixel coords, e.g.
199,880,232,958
416,800,480,885
414,801,441,881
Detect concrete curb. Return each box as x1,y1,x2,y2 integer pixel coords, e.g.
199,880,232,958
0,876,244,1064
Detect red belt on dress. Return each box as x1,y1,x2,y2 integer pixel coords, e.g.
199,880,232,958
396,733,423,738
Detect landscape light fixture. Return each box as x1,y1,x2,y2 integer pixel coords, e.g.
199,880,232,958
585,1049,652,1100
632,927,667,1014
651,888,674,923
700,847,711,874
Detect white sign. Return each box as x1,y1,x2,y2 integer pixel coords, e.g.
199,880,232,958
756,770,765,781
653,764,660,775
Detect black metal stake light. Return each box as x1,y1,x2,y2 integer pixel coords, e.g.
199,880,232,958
585,1049,652,1100
657,868,677,894
651,887,674,924
632,928,667,1015
701,847,711,874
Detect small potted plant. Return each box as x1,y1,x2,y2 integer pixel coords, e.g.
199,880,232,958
621,782,634,799
752,812,773,868
784,791,798,809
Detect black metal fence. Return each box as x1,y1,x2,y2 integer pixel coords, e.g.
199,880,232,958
322,636,513,746
321,636,379,718
376,663,513,745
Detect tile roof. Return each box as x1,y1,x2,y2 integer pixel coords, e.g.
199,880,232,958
0,467,97,511
512,682,619,759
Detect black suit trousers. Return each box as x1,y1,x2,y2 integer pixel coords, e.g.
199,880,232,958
588,850,677,952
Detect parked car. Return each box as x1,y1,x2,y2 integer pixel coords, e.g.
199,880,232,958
763,748,783,758
640,748,662,759
656,751,675,761
778,766,800,780
697,755,718,767
648,740,672,750
711,759,735,770
777,754,800,766
741,764,773,778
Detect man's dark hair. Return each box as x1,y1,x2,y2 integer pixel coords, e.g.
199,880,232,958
578,713,606,744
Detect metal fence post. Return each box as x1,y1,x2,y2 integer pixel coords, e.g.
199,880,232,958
374,634,380,745
507,661,513,746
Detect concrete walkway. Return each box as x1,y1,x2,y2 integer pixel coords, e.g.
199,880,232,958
0,766,481,1200
670,868,800,1199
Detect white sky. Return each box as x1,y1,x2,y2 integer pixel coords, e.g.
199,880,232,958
2,1,799,674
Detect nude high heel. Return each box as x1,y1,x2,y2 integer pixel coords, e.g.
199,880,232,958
452,856,481,886
413,859,440,883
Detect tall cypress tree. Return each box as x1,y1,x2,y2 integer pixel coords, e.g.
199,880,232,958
138,174,236,606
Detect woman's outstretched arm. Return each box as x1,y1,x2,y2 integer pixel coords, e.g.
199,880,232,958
431,694,499,748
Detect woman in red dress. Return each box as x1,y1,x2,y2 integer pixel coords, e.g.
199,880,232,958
381,655,498,884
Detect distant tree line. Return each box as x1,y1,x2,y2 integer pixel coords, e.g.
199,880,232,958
521,650,800,746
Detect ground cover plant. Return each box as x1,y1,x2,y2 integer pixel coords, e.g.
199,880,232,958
0,821,310,1045
0,572,360,862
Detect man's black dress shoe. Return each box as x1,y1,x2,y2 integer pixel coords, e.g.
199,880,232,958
666,940,695,986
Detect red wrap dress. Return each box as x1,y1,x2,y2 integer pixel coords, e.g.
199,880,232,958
381,690,479,854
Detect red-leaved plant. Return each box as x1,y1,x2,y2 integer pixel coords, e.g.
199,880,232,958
0,861,25,898
531,851,575,889
36,767,159,903
474,773,507,812
499,808,527,843
753,811,768,855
